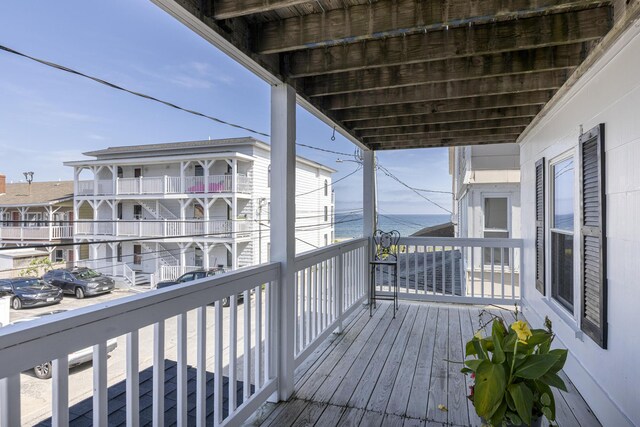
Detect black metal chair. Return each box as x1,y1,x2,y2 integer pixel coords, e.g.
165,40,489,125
369,229,400,317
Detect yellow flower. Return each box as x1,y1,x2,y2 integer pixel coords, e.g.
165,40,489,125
511,320,532,344
474,331,483,340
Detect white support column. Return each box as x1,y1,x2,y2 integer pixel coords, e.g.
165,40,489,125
270,82,296,401
362,149,377,303
203,243,210,270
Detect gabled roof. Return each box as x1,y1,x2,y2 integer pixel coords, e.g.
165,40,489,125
0,181,74,207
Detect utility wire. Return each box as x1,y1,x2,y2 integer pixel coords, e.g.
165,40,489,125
0,44,353,157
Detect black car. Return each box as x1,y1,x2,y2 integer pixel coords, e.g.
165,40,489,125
156,268,240,306
43,267,115,299
0,278,63,310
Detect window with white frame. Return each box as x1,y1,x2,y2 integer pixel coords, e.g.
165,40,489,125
483,197,510,266
324,206,328,222
550,156,575,313
54,249,64,262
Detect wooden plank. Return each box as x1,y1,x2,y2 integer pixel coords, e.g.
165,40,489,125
311,302,393,403
365,305,420,412
329,304,402,406
403,417,427,427
359,410,385,427
290,401,327,426
337,91,553,122
336,407,366,427
369,136,518,150
313,403,345,426
347,304,413,409
359,119,530,137
319,69,570,110
557,371,601,427
295,305,384,400
294,305,367,386
382,413,406,427
213,0,310,19
405,305,438,419
302,44,588,97
447,308,469,426
259,1,610,53
284,8,611,75
349,105,542,130
426,307,449,423
260,399,309,427
459,309,484,427
385,305,429,416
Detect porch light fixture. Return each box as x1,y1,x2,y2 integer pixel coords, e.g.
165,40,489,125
23,171,34,195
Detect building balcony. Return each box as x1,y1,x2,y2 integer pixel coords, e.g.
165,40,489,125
0,237,597,426
76,174,251,197
74,219,252,239
0,225,73,241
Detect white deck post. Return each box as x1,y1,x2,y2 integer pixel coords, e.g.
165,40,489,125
271,82,296,401
363,150,377,302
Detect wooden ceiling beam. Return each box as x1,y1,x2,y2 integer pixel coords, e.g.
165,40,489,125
258,1,611,54
357,119,531,138
301,44,589,97
320,69,570,110
363,126,526,144
368,137,518,150
213,0,311,20
284,7,611,77
349,106,542,130
336,91,553,122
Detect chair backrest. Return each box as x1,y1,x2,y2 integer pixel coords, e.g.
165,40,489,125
373,229,400,262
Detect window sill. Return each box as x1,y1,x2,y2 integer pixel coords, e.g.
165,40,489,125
541,297,584,340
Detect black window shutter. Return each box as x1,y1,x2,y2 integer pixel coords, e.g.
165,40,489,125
580,124,607,349
535,158,545,295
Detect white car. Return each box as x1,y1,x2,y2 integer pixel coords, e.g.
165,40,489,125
11,310,118,379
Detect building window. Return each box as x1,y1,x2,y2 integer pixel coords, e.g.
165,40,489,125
324,206,328,222
267,165,271,188
195,247,203,267
324,180,328,196
134,168,142,178
550,156,575,312
483,197,509,265
133,204,142,220
54,250,64,262
194,164,204,177
324,234,328,246
116,243,122,262
117,167,123,179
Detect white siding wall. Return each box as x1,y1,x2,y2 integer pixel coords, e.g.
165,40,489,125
519,24,640,427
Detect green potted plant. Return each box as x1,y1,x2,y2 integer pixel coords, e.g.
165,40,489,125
462,310,568,426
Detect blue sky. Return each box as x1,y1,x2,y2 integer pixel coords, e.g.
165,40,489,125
0,0,452,215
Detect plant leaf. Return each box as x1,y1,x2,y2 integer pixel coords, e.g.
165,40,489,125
535,381,556,421
508,383,533,426
541,393,551,406
490,401,507,427
541,372,567,392
465,359,483,372
514,354,561,379
466,340,477,357
547,349,568,373
492,323,506,364
472,339,486,360
474,360,507,420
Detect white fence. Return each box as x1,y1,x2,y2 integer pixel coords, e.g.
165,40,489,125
75,220,234,238
293,238,368,364
158,265,201,282
77,175,251,196
373,237,522,304
0,226,72,241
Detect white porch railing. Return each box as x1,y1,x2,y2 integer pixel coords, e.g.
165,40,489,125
76,175,251,196
117,178,141,194
0,226,73,241
293,238,368,364
373,237,522,304
77,180,94,195
206,175,232,193
237,175,251,193
77,220,235,238
95,180,113,195
0,263,280,426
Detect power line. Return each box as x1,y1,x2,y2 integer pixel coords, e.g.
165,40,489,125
0,43,353,157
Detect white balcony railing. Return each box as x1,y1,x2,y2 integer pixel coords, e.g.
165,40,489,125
77,175,251,196
0,226,73,241
158,265,202,282
373,236,522,304
0,238,369,426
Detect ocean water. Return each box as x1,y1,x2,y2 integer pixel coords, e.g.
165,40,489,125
335,213,451,239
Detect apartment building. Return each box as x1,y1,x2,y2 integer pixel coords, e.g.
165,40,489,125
64,138,334,285
0,175,73,262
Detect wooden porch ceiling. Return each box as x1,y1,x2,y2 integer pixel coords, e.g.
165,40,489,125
164,0,621,150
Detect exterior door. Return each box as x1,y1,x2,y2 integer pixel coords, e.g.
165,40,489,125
133,244,142,265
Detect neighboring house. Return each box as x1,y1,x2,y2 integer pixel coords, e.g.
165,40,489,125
449,144,521,291
0,175,74,263
64,138,335,285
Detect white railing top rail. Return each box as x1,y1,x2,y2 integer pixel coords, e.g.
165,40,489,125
398,236,523,248
0,262,280,380
294,237,368,271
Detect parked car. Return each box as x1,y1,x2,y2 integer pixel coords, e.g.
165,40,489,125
0,278,63,310
156,268,240,306
10,310,118,379
43,267,115,299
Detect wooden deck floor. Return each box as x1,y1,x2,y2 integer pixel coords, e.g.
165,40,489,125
249,301,600,427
